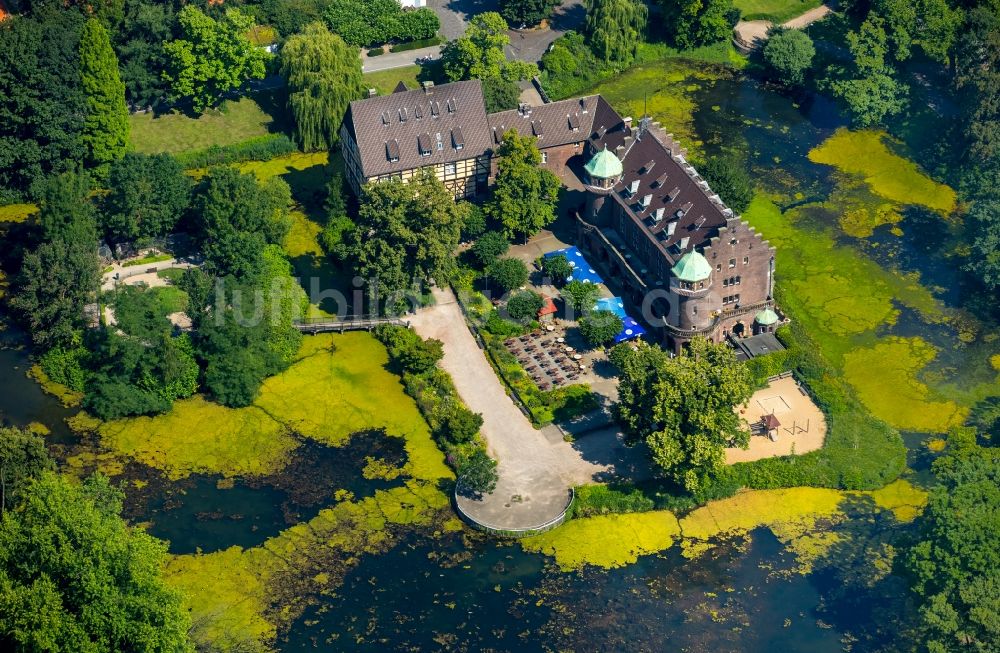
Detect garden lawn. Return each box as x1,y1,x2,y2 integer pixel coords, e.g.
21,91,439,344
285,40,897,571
129,97,274,155
363,65,422,95
734,0,821,22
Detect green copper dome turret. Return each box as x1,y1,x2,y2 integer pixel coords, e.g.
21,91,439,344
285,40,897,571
671,250,712,282
584,145,623,180
755,308,780,326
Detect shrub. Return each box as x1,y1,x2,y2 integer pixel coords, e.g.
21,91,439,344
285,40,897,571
573,483,656,517
579,309,623,346
373,324,443,374
173,134,297,169
456,447,498,496
461,203,487,240
506,290,544,322
484,309,529,337
487,257,529,293
540,253,572,285
763,28,815,86
440,406,483,444
39,345,88,393
472,230,510,267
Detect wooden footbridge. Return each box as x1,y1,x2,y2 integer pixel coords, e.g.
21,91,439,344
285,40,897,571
293,315,410,334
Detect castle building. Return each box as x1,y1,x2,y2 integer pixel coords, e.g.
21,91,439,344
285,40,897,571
340,79,783,352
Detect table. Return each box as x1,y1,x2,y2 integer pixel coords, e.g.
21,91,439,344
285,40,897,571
573,354,582,360
556,337,565,343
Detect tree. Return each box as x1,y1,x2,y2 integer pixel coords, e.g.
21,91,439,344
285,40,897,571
875,0,961,66
374,324,445,374
191,166,292,279
487,257,529,293
506,290,545,322
162,7,268,113
280,22,363,152
905,433,1000,653
0,11,87,196
456,448,498,497
584,0,648,63
541,253,573,285
966,201,1000,290
441,13,538,83
0,472,192,651
610,338,753,492
561,279,600,314
762,28,815,86
579,309,623,346
659,0,738,51
488,130,561,241
501,0,559,27
79,18,128,177
482,75,522,113
471,231,510,267
700,155,753,213
344,171,465,302
11,173,100,350
955,8,1000,162
102,153,192,243
462,203,487,240
0,428,54,514
826,15,908,127
116,0,176,108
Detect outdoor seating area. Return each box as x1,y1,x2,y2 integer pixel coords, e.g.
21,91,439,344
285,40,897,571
505,331,587,391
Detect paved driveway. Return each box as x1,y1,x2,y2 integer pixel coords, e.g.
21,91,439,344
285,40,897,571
410,287,649,530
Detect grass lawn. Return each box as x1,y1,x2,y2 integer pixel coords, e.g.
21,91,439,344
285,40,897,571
363,65,422,95
123,252,173,267
129,97,275,155
735,0,821,22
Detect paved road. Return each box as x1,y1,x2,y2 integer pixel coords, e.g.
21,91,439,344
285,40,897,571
362,45,443,73
410,287,649,531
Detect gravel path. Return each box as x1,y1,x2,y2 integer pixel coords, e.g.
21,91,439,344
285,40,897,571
410,287,647,531
733,3,834,51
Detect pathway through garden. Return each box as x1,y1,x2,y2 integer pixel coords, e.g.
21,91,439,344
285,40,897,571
410,287,646,531
733,4,834,51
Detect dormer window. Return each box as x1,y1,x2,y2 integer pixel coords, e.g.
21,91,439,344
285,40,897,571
414,105,423,119
435,132,443,151
385,139,400,162
568,113,580,131
430,101,440,117
452,127,465,150
398,107,407,122
418,133,431,156
381,111,390,125
446,98,456,113
531,120,544,137
627,179,640,195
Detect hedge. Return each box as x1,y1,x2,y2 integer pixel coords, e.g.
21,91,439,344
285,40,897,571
174,134,298,169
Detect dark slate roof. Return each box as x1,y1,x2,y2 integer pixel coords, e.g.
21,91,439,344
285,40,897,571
588,103,733,257
487,96,600,148
342,80,492,179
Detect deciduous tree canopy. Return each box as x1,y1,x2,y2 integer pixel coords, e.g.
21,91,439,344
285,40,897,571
102,152,192,244
487,130,561,241
280,22,363,151
584,0,647,64
611,338,753,492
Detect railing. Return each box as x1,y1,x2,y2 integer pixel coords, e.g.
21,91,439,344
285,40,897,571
293,315,409,333
453,487,575,538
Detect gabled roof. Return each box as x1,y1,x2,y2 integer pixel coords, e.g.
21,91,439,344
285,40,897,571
487,96,600,149
342,80,492,179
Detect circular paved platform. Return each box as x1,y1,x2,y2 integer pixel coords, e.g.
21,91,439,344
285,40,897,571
455,464,573,536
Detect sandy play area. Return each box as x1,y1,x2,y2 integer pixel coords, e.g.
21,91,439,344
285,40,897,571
726,375,827,463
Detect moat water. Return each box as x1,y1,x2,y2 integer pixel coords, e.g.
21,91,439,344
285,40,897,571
2,65,983,650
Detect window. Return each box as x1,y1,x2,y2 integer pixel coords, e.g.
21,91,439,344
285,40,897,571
444,162,456,175
730,237,738,245
723,278,729,288
541,151,548,163
729,258,736,269
743,256,749,265
735,275,741,285
716,263,722,272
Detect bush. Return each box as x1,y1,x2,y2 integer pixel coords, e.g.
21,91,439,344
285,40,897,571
763,28,815,86
389,34,444,52
573,483,656,517
373,324,443,374
484,309,530,337
173,134,297,169
456,447,498,496
540,253,572,285
506,290,544,322
579,309,623,346
39,345,88,393
461,203,487,240
472,230,510,267
487,257,529,293
440,406,483,444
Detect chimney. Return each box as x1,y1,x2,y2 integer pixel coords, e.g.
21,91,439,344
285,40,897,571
422,80,434,94
367,88,377,98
